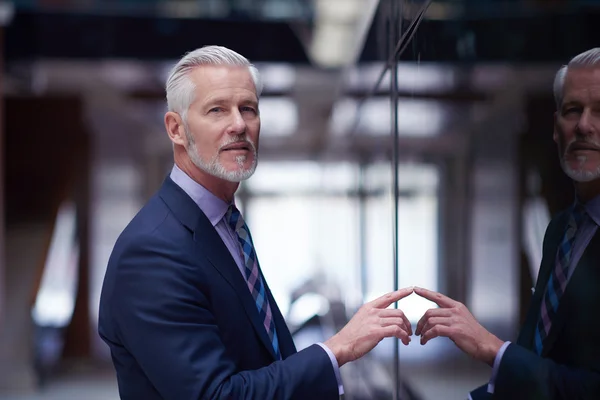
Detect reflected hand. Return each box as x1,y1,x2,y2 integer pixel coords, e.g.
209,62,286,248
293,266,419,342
324,287,414,367
414,287,503,366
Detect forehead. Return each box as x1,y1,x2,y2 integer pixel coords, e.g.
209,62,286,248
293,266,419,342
563,66,600,99
189,65,257,100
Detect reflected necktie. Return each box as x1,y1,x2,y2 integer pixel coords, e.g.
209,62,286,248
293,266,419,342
534,203,586,355
226,205,281,359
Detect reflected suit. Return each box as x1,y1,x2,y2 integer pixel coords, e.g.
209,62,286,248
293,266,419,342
471,199,600,399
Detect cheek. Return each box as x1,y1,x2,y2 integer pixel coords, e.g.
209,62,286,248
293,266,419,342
248,122,260,145
188,125,221,154
556,124,575,148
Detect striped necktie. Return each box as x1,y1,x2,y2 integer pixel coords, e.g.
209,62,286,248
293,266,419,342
534,203,586,355
226,205,281,359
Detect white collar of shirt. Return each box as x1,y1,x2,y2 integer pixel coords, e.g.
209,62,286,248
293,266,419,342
583,193,600,227
169,164,230,227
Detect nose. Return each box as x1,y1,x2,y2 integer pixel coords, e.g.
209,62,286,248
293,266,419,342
226,110,247,136
576,108,597,137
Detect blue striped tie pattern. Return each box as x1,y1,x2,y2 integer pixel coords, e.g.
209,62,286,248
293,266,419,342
534,203,586,355
226,205,281,359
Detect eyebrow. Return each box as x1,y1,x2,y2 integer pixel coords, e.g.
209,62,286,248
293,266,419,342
561,99,582,108
203,97,258,108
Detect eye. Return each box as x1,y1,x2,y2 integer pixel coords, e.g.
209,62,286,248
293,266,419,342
209,107,223,113
241,106,257,114
563,107,582,116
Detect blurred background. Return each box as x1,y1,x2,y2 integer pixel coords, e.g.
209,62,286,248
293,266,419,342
0,0,597,399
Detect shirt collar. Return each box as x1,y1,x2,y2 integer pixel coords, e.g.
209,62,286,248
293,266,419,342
169,164,230,227
583,193,600,227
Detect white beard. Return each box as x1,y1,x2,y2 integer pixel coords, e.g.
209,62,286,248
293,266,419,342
560,138,600,182
560,155,600,182
185,129,258,183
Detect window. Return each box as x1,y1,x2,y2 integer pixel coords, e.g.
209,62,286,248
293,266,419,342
241,161,439,323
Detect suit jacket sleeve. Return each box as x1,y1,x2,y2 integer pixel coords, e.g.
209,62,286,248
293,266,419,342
109,233,339,400
470,384,492,400
493,343,600,399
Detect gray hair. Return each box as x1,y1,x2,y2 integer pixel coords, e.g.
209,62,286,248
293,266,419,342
553,47,600,109
165,45,263,121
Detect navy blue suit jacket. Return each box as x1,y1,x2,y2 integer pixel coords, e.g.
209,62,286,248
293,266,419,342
471,210,600,399
98,177,339,399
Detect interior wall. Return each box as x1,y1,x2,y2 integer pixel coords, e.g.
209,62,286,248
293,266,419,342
467,100,523,341
0,95,88,391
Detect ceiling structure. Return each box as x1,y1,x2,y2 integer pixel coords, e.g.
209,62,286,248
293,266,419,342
4,0,600,63
2,0,594,164
3,59,556,163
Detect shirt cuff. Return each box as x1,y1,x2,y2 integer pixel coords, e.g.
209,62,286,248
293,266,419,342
487,341,511,394
316,342,344,396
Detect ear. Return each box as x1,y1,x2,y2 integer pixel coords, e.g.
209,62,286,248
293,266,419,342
164,111,187,146
553,111,559,144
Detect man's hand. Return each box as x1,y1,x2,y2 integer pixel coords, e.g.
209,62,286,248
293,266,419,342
324,287,414,367
414,287,503,366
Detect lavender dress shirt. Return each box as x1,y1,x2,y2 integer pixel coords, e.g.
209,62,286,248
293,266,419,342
169,165,344,396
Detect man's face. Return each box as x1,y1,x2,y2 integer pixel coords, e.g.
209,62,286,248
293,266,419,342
184,65,260,182
554,67,600,182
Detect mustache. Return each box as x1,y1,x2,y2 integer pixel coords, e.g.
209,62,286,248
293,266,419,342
565,139,600,153
219,135,256,152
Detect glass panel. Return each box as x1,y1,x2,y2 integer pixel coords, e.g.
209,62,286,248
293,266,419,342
345,63,456,93
364,162,439,322
243,161,358,192
244,161,439,323
247,195,360,317
330,97,445,137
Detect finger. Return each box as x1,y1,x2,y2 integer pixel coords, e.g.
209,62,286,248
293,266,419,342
380,317,406,329
415,308,453,336
378,308,413,336
419,317,451,340
376,325,412,346
381,315,413,336
420,324,455,345
401,312,412,336
413,287,457,308
370,287,414,309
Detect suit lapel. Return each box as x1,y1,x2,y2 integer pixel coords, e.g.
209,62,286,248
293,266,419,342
517,213,567,349
242,227,295,357
541,229,600,356
193,218,279,360
159,177,278,360
260,269,296,358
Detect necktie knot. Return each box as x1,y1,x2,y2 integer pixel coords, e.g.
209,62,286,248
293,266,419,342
570,202,587,230
225,204,243,233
